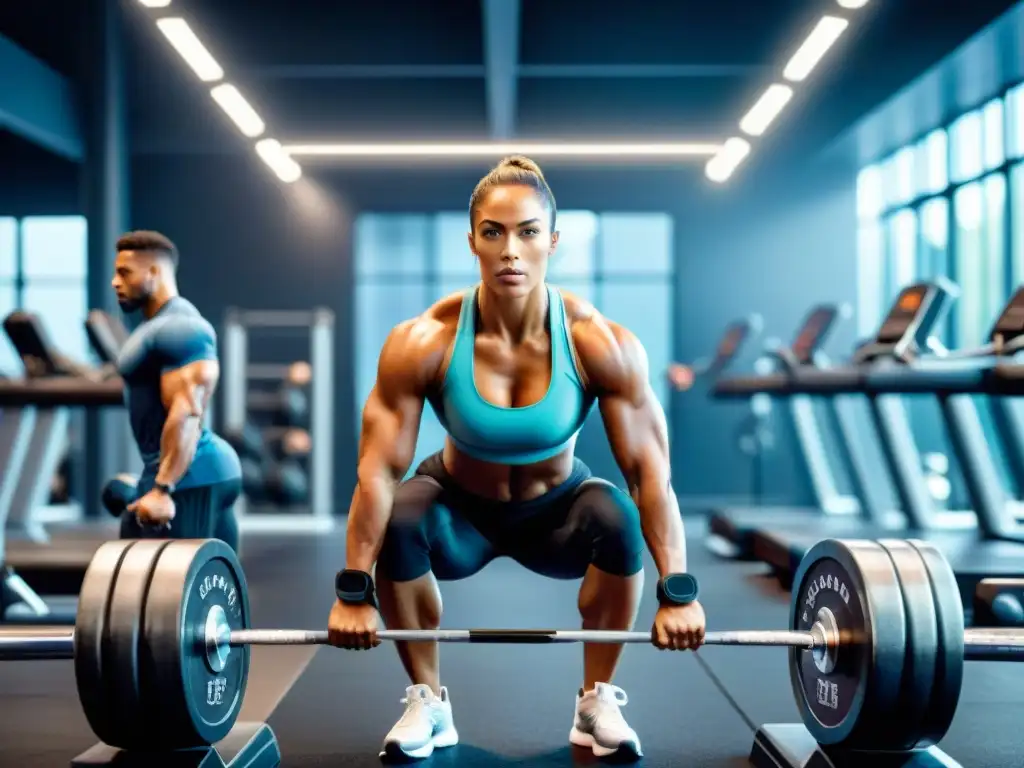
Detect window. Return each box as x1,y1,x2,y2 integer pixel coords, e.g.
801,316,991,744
856,165,885,221
596,213,673,409
886,209,918,299
856,164,887,336
0,218,17,279
1008,82,1024,160
916,129,949,196
919,197,951,341
890,147,916,207
354,214,430,278
354,209,675,472
20,216,89,361
599,213,672,275
859,85,1024,352
0,218,18,373
951,111,984,184
983,98,1006,171
1013,164,1024,286
856,221,885,336
550,211,598,279
0,216,90,371
435,212,475,280
954,177,1006,347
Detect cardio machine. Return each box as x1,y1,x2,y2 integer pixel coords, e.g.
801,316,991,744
706,303,886,558
719,280,1024,604
0,311,123,622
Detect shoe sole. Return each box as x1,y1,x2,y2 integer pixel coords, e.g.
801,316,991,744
379,728,459,763
569,726,643,760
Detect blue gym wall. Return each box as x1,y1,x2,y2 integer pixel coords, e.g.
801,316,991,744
673,169,861,507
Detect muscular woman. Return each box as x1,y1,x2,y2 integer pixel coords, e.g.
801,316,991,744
327,157,706,761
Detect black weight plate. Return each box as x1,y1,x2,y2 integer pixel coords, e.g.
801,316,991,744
142,539,251,749
789,539,907,749
73,539,138,748
104,539,174,750
876,539,939,749
906,539,965,746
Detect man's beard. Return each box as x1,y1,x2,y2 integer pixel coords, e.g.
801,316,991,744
118,296,145,313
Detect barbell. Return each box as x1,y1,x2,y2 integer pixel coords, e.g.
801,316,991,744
0,535,1019,757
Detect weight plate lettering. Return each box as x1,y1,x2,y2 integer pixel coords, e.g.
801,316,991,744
907,539,965,745
73,540,137,748
142,539,250,748
876,539,939,749
789,539,907,749
105,539,173,750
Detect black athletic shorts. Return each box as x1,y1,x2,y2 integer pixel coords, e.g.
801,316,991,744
375,452,645,582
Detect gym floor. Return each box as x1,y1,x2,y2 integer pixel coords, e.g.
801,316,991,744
3,519,1023,767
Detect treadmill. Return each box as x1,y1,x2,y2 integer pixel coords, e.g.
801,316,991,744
84,308,129,366
712,281,970,571
735,282,1024,601
685,314,763,386
706,303,884,558
0,312,123,612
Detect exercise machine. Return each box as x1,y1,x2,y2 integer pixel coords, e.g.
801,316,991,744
712,281,974,575
732,282,1024,603
706,303,884,558
0,312,123,620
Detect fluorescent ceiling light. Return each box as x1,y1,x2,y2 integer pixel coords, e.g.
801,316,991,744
783,16,849,82
739,84,794,137
256,139,302,183
837,0,869,8
156,18,224,82
282,142,721,158
139,0,171,7
705,137,751,183
211,84,265,138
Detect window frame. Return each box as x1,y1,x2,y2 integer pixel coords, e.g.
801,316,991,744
857,79,1024,347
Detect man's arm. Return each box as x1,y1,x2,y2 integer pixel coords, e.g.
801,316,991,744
157,359,217,488
154,316,219,489
577,319,687,577
345,319,440,573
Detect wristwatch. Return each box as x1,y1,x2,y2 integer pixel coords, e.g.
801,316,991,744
656,573,700,606
335,569,377,608
153,481,175,496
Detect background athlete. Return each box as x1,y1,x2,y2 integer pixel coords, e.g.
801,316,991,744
327,157,706,762
112,230,242,551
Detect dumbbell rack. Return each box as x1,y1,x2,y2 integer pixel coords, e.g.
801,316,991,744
222,308,334,532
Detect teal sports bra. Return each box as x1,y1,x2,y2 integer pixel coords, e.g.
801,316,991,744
426,285,596,465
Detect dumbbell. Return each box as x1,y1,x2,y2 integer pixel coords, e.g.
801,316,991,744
221,421,309,507
974,579,1024,626
263,460,308,505
247,361,312,428
265,427,311,461
101,474,139,517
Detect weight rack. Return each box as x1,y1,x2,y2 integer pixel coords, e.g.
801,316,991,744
221,308,334,532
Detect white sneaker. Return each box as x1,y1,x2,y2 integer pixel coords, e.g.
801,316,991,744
569,683,643,759
379,683,459,762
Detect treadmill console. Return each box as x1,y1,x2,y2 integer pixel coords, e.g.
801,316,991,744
989,286,1024,344
710,320,753,371
2,311,60,377
791,305,841,365
875,278,958,351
